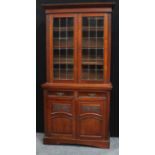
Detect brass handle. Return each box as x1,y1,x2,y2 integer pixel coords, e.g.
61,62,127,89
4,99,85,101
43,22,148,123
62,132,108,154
56,92,64,96
88,93,96,97
103,96,107,100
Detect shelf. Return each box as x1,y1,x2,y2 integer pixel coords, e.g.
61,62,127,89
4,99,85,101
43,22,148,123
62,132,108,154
53,78,73,80
82,69,103,71
82,47,104,50
53,37,73,39
82,38,103,48
53,47,74,51
83,37,104,39
82,60,103,65
54,59,74,64
53,27,73,31
53,46,73,48
83,27,104,31
54,69,73,71
53,39,73,48
82,71,103,81
54,69,73,80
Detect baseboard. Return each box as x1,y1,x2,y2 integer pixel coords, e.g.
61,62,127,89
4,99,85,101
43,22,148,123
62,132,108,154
43,136,110,148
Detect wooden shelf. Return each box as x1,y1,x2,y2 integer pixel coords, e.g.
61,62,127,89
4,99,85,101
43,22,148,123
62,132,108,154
82,60,103,65
82,48,104,50
53,39,73,48
53,47,74,50
54,69,73,80
53,45,73,48
53,27,73,31
83,37,104,39
83,27,103,31
82,38,103,48
82,71,103,80
54,59,74,64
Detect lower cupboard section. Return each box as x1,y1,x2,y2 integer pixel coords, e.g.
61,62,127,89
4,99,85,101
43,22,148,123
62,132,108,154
44,90,110,147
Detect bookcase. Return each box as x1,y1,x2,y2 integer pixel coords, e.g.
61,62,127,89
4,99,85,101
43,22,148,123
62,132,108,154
42,2,115,148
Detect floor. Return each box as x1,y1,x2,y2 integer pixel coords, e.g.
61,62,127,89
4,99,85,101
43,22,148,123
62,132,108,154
36,133,119,155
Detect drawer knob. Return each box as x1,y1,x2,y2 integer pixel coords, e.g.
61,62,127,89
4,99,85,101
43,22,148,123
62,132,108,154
56,92,64,96
88,93,96,97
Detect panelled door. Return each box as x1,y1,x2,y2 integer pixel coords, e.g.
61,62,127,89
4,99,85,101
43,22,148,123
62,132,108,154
77,92,107,140
45,91,76,139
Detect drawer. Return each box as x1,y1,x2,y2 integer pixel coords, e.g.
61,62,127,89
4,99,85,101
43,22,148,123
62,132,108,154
78,92,107,100
47,91,74,98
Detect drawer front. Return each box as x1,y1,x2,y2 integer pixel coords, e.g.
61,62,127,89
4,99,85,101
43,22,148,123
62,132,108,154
78,91,107,100
47,91,74,98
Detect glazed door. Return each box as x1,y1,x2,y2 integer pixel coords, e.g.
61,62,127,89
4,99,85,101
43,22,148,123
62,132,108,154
47,14,78,83
47,13,110,83
78,14,109,83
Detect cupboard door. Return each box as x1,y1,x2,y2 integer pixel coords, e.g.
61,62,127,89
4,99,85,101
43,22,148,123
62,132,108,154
48,14,78,82
78,14,109,83
47,99,75,138
77,101,106,139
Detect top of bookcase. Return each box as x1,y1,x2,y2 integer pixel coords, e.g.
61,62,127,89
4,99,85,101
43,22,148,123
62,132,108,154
42,2,116,10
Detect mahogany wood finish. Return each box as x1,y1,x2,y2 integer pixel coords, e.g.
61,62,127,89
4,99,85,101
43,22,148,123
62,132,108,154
42,2,115,148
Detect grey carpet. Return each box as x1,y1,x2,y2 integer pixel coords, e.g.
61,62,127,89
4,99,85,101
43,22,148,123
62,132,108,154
36,133,119,155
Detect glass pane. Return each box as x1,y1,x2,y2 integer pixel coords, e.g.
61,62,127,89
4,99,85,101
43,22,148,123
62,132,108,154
53,17,74,80
81,16,104,81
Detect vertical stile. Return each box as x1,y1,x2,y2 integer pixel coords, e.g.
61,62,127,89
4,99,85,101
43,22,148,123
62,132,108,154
66,18,68,80
58,18,60,80
95,17,98,80
88,17,90,80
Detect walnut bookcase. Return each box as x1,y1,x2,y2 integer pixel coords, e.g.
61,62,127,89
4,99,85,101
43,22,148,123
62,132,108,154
41,2,115,148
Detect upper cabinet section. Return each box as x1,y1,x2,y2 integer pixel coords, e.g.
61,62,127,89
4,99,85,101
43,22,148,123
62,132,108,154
44,3,114,83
